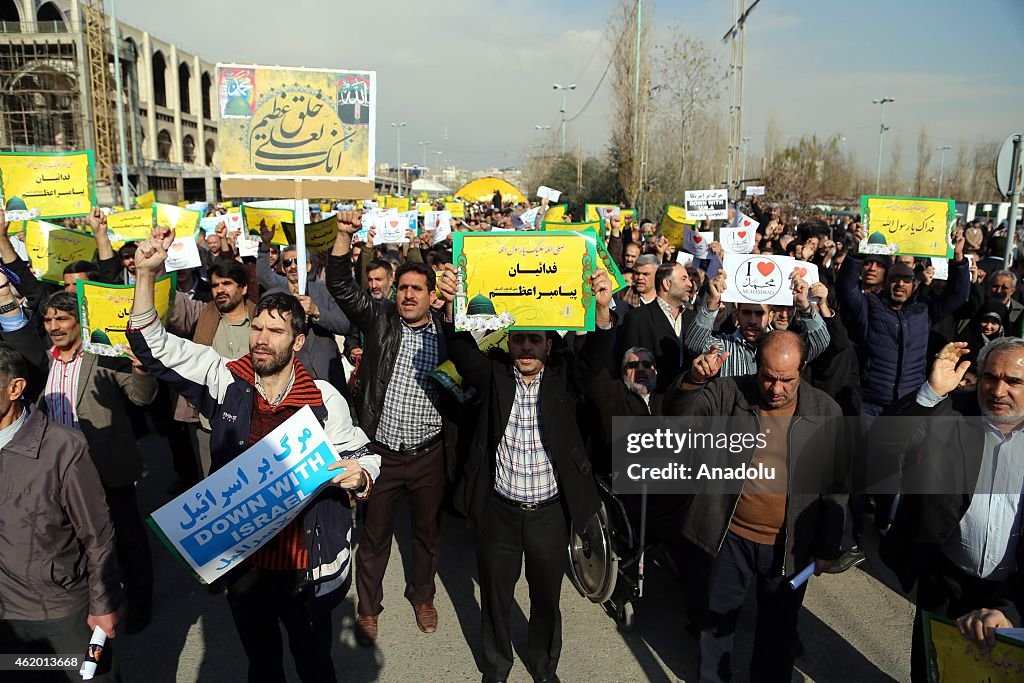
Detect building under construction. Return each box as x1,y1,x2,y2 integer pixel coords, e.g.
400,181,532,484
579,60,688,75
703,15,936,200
0,0,219,204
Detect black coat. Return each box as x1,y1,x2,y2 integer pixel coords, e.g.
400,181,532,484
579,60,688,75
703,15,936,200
875,390,986,592
325,252,460,480
444,324,600,534
806,312,862,416
618,297,695,391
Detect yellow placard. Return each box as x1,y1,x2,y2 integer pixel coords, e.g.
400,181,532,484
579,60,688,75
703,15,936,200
282,214,338,254
134,190,155,208
154,202,202,237
543,221,626,293
24,220,97,283
220,200,234,209
543,204,568,222
659,204,697,246
924,614,1024,682
452,231,598,331
861,195,954,259
429,329,509,402
216,64,375,189
0,151,96,219
242,203,295,246
384,196,411,212
445,201,465,219
106,208,155,242
416,202,432,216
77,275,176,356
319,203,333,213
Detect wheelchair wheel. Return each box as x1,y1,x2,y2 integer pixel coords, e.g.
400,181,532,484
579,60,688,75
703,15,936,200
615,601,635,631
567,503,617,604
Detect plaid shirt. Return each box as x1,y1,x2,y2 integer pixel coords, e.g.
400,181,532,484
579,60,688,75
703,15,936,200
375,319,443,450
494,368,559,503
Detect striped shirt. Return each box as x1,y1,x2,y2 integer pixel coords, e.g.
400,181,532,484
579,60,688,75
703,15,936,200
494,368,559,503
45,346,84,429
375,320,443,451
683,302,831,377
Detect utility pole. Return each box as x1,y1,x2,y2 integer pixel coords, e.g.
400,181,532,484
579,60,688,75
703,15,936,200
740,135,751,186
391,122,406,196
418,140,430,168
632,0,642,171
873,97,894,194
109,0,131,207
722,0,762,201
553,83,576,155
936,144,951,197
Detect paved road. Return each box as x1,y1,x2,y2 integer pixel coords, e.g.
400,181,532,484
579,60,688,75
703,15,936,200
116,432,914,682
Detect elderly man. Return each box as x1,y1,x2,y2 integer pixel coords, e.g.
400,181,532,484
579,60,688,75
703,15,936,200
618,254,660,309
876,336,1024,682
987,269,1023,333
620,262,694,390
665,331,847,683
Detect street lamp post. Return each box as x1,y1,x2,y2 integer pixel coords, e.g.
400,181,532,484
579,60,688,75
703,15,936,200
418,141,431,169
391,122,406,196
740,135,751,186
553,84,576,155
873,97,894,194
936,144,952,197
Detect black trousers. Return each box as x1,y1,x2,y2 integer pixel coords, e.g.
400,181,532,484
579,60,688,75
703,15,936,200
910,553,1002,683
356,439,445,615
226,564,335,683
477,495,568,682
103,484,152,612
0,606,119,682
699,531,806,683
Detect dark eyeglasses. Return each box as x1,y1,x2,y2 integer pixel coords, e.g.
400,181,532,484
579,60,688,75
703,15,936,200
281,258,296,267
625,360,655,370
888,275,914,284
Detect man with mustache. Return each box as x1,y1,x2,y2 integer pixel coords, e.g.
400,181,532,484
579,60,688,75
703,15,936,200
874,337,1024,682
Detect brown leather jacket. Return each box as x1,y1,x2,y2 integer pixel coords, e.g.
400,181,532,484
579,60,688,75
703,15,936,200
0,406,123,621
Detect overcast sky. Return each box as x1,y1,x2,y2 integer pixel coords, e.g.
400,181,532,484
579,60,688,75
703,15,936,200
115,0,1024,175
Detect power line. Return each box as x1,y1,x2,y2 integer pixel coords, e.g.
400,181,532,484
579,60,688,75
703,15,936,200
564,0,641,124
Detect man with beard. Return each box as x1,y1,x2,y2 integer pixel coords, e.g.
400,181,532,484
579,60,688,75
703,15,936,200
343,259,394,375
619,254,660,308
836,225,970,420
257,230,352,389
684,270,830,378
620,262,694,390
126,232,379,682
169,259,255,477
1,288,158,634
874,337,1024,682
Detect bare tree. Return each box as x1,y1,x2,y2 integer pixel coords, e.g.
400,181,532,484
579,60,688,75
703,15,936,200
886,132,904,195
914,125,932,196
608,0,651,208
764,112,782,163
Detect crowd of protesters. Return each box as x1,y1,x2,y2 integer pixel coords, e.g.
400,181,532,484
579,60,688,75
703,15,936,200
0,193,1021,683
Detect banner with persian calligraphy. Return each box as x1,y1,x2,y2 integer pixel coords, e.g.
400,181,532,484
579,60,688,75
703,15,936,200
77,275,176,356
216,63,376,198
453,231,597,332
148,405,344,584
23,220,96,283
106,208,156,242
154,202,202,238
0,151,96,219
860,195,955,259
923,612,1024,682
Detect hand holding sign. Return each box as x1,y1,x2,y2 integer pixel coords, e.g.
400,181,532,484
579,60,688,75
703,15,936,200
707,270,727,311
327,459,366,491
135,232,173,274
957,608,1013,651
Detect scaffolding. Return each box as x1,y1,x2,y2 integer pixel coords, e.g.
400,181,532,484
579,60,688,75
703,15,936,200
0,39,82,150
83,0,114,185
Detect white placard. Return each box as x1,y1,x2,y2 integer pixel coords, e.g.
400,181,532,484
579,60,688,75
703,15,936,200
720,253,795,306
165,236,202,272
745,186,766,196
376,209,409,244
684,189,729,220
537,186,562,202
237,235,260,258
675,251,694,267
930,257,949,281
720,227,757,254
597,206,621,220
149,406,345,585
425,210,452,244
200,212,243,235
683,230,714,259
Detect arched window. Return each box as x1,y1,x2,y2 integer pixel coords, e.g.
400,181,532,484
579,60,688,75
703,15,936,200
1,66,79,148
178,62,191,113
152,51,166,107
157,129,172,161
205,139,216,166
201,72,212,119
36,2,65,32
182,134,195,164
0,0,20,32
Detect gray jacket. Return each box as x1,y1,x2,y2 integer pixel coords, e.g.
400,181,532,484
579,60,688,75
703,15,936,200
0,406,123,621
663,375,848,575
